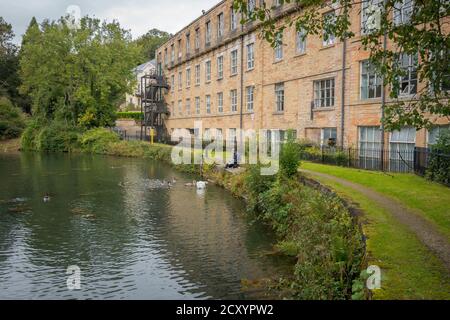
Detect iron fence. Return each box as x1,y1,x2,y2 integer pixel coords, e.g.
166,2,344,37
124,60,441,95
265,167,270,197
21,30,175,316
299,145,450,175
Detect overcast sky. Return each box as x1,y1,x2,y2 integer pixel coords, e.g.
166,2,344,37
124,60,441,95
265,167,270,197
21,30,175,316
0,0,219,44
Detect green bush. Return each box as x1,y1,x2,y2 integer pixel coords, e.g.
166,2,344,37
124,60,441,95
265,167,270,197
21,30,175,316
426,130,450,185
242,167,365,300
116,111,143,121
244,164,276,212
36,122,80,152
280,133,301,178
0,97,26,140
21,120,79,152
79,128,120,154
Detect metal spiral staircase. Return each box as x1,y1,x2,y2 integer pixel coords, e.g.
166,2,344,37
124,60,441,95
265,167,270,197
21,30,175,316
140,69,170,142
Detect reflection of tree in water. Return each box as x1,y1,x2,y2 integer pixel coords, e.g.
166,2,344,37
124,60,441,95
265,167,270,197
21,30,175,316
0,153,288,299
159,182,284,299
0,154,142,297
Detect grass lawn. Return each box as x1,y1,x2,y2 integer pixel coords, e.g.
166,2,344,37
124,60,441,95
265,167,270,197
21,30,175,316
302,162,450,240
304,173,450,299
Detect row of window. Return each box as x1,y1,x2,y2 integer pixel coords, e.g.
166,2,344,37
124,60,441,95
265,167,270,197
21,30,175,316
162,0,416,67
171,88,248,117
170,52,423,114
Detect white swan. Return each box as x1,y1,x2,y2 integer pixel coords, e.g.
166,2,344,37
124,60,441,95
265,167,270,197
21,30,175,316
196,181,207,190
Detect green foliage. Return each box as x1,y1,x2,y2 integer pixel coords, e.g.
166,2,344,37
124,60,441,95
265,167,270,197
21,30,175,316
0,17,30,112
279,132,301,178
116,111,143,121
0,97,26,139
233,0,450,130
21,120,79,152
244,164,276,212
134,29,171,63
426,130,450,185
242,165,365,299
79,128,120,154
19,16,141,128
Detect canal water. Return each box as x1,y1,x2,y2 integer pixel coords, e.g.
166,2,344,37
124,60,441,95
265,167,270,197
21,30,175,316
0,153,288,299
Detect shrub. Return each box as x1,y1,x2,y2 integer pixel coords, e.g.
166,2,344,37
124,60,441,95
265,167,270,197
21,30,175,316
0,97,26,140
244,164,276,212
79,128,120,154
116,111,143,121
279,133,301,178
426,130,450,185
36,122,80,152
21,120,79,152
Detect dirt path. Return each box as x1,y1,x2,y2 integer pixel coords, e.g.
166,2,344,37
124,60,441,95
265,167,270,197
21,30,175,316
300,169,450,273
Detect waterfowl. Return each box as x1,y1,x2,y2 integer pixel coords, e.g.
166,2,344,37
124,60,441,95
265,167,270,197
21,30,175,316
196,181,207,190
185,180,196,187
43,194,51,202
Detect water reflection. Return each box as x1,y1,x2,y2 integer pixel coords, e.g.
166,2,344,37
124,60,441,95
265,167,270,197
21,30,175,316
0,153,288,299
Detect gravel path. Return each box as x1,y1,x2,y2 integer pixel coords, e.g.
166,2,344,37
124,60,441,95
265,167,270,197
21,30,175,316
301,169,450,273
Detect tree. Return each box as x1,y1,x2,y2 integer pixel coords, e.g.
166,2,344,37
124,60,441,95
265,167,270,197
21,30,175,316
19,16,141,128
135,28,171,63
233,0,449,131
0,17,19,102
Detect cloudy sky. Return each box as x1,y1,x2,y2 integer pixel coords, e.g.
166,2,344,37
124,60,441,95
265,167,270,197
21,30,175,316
0,0,219,44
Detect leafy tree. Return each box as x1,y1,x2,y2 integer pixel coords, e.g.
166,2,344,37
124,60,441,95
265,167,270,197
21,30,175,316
135,28,171,63
0,97,26,140
0,17,28,111
19,16,141,128
233,0,450,131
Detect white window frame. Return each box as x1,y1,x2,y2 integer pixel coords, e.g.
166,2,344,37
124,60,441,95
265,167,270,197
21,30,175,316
231,89,238,112
195,28,200,50
231,8,237,31
361,0,383,35
321,128,337,146
217,55,224,79
195,64,200,85
186,34,191,54
186,68,191,88
275,83,284,112
231,49,238,75
185,98,191,115
178,100,182,115
428,125,450,147
246,86,254,112
323,11,336,46
274,32,283,61
206,95,211,114
217,92,224,113
398,52,418,97
360,60,382,99
205,21,212,45
394,0,414,26
296,28,306,54
247,43,255,70
195,97,201,114
205,60,211,83
314,78,335,108
178,71,182,90
217,13,224,38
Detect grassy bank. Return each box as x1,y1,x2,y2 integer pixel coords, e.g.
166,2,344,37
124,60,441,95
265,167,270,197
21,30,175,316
302,162,450,240
20,127,367,300
301,163,450,299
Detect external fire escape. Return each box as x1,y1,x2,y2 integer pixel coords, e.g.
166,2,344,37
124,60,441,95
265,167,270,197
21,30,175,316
140,70,170,142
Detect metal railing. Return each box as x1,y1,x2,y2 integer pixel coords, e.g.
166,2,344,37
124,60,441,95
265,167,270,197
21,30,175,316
299,145,450,175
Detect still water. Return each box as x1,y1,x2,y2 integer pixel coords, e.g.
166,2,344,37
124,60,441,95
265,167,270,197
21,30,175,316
0,153,288,299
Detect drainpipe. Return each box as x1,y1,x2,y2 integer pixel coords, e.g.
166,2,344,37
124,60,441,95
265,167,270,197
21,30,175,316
239,28,244,131
340,37,347,148
380,1,388,171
